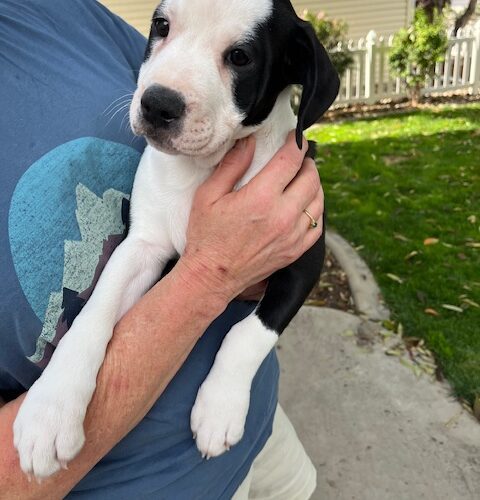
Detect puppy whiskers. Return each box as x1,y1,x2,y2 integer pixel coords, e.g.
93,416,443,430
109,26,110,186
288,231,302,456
103,93,134,116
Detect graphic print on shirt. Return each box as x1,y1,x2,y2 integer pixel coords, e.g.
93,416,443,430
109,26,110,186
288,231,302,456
8,138,140,367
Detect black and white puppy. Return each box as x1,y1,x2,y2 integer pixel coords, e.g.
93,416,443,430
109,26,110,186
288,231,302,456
14,0,339,478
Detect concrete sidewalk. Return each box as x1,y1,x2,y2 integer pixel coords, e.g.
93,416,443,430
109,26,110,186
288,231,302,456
278,307,480,500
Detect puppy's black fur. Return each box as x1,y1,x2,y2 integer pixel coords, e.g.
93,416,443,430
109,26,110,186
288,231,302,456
256,141,326,334
226,0,339,148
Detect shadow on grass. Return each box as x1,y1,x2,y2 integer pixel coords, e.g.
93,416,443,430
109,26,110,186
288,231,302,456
311,124,480,404
321,104,480,127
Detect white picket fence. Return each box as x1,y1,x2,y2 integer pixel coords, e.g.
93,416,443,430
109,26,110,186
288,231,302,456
334,20,480,105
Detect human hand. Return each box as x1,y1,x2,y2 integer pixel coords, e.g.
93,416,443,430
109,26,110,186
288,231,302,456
179,131,324,304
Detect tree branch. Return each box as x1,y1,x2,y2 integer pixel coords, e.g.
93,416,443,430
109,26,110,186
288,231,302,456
454,0,478,34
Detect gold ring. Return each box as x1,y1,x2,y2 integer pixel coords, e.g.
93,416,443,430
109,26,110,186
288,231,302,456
303,209,318,229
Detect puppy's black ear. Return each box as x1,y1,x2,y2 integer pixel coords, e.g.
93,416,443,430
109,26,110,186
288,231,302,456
285,22,340,148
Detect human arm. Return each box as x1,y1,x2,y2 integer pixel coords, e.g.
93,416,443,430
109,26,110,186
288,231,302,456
0,264,230,499
0,132,323,498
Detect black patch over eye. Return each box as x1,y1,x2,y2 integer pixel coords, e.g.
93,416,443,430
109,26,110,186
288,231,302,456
228,49,251,67
153,17,170,38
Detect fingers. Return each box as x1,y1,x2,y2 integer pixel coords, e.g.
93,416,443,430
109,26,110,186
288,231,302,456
252,131,308,193
283,157,322,212
201,136,256,202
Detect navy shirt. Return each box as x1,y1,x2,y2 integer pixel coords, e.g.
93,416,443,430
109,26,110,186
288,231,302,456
0,1,279,498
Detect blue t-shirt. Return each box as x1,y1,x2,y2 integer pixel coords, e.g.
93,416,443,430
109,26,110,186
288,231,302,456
0,1,279,498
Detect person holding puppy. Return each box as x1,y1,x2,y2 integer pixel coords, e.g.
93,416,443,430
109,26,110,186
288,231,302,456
0,0,322,498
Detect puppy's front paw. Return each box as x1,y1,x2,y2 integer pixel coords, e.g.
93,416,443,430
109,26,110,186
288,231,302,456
13,382,86,479
191,372,250,459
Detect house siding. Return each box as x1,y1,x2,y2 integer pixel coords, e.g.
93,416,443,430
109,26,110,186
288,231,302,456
294,0,415,40
101,0,415,40
101,0,158,35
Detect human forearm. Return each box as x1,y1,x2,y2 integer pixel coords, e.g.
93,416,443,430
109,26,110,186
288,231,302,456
0,261,227,499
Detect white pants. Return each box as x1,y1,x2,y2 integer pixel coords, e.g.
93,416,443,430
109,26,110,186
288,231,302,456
233,405,317,500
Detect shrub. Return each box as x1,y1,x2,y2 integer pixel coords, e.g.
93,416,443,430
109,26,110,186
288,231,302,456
389,9,448,106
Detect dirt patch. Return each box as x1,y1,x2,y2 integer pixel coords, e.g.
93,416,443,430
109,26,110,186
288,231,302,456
306,249,355,313
321,92,480,123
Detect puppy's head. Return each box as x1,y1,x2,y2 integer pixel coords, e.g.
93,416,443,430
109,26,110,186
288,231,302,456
130,0,339,160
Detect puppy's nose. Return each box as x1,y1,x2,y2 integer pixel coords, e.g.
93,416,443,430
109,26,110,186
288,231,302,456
141,85,186,127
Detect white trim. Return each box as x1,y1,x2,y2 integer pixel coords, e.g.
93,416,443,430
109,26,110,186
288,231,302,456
334,26,480,106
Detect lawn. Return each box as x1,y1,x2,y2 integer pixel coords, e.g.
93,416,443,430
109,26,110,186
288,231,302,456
308,104,480,405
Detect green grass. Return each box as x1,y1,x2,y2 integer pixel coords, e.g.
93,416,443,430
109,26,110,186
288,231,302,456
307,104,480,404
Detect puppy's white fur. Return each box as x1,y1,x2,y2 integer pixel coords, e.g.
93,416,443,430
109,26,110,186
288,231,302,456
14,0,298,477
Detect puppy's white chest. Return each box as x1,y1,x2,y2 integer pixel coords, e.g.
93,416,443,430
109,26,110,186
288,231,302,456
131,148,210,255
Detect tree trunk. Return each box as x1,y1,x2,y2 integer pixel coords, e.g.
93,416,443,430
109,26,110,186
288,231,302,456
416,0,451,22
454,0,478,34
410,83,422,107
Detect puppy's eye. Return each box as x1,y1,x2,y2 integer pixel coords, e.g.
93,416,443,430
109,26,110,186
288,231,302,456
153,17,170,38
228,49,251,67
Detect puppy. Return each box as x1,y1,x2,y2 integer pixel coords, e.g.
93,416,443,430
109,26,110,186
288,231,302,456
14,0,339,478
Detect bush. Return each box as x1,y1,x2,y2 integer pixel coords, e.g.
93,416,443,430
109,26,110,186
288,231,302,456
302,10,353,76
389,9,448,106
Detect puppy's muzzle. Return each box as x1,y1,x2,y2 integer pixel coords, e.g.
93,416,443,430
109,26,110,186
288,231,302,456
141,85,186,129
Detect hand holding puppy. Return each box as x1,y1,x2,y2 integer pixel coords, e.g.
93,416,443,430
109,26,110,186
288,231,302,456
181,131,324,304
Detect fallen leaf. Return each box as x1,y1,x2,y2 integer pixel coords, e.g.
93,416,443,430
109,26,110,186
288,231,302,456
425,308,440,316
383,155,406,166
400,357,416,372
468,215,477,224
405,250,419,261
386,348,404,357
461,298,480,309
424,238,439,246
305,299,326,307
397,323,404,337
387,273,404,284
379,330,395,339
441,304,464,313
394,233,409,242
382,320,396,331
466,242,480,248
